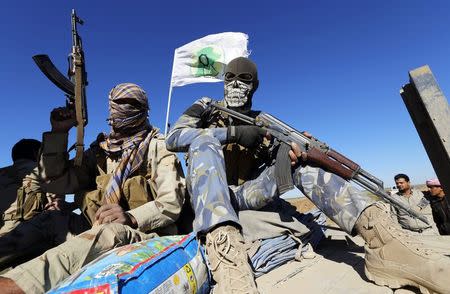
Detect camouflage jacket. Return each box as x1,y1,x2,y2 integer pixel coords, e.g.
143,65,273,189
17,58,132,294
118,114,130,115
166,97,271,185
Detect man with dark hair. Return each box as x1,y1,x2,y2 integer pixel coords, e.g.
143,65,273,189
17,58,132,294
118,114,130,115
394,173,409,183
0,139,53,234
391,173,437,234
426,178,450,235
394,174,409,183
166,57,450,294
10,139,41,163
1,139,41,215
0,83,186,293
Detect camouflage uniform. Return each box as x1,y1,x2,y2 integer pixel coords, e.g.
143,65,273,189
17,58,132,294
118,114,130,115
1,130,186,293
294,165,376,233
166,58,450,294
166,97,375,235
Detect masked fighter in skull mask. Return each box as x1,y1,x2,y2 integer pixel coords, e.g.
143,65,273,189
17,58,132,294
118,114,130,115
166,57,450,294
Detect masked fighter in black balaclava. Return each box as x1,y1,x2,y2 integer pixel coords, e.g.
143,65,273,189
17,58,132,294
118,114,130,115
166,57,450,294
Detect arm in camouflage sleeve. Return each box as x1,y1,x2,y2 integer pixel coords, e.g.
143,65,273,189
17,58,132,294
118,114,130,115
165,97,228,152
38,131,97,195
127,135,186,232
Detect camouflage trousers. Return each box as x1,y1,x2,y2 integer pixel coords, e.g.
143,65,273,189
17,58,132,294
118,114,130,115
2,223,154,293
187,135,376,234
293,165,377,233
187,135,278,233
0,210,89,271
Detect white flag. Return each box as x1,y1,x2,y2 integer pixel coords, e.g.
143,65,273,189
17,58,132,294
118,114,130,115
171,32,249,87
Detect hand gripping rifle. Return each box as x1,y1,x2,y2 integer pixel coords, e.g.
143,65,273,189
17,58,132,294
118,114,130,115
211,102,429,225
32,9,88,167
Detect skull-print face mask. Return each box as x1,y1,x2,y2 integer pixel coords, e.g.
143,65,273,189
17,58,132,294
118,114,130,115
224,79,253,107
223,57,259,111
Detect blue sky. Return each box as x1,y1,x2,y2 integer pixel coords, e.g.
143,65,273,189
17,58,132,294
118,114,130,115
0,0,449,188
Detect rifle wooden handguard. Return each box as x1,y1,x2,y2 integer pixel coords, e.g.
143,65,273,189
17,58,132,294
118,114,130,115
307,148,354,180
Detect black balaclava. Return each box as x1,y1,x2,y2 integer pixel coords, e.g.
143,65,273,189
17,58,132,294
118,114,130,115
224,57,259,113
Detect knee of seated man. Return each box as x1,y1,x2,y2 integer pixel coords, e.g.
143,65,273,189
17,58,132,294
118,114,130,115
99,223,132,241
79,223,132,244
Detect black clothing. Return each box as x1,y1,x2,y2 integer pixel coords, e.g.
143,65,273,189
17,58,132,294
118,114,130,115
429,195,450,235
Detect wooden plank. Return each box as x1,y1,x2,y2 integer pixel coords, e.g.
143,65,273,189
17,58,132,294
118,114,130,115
400,65,450,196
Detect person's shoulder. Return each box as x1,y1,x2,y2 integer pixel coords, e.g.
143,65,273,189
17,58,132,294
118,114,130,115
197,96,215,104
192,97,217,109
153,132,166,142
147,131,180,169
444,195,450,207
413,189,425,197
181,97,218,119
149,130,172,152
250,109,262,119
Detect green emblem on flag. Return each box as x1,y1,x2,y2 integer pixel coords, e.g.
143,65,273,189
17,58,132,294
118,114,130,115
191,46,224,78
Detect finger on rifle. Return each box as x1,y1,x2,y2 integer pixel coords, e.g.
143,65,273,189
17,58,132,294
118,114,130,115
50,108,62,121
300,151,308,161
301,131,313,138
51,107,71,120
290,142,302,157
289,150,299,166
68,108,76,119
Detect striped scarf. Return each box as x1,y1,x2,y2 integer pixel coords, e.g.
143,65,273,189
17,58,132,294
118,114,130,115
100,83,155,204
100,127,158,204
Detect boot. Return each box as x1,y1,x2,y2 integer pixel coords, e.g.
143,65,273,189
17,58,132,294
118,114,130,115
354,202,450,294
205,225,258,294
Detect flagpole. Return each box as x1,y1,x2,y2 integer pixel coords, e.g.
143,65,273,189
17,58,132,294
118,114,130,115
164,50,177,136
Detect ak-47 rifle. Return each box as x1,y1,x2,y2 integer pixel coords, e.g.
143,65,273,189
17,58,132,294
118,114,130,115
211,102,430,225
33,9,88,166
